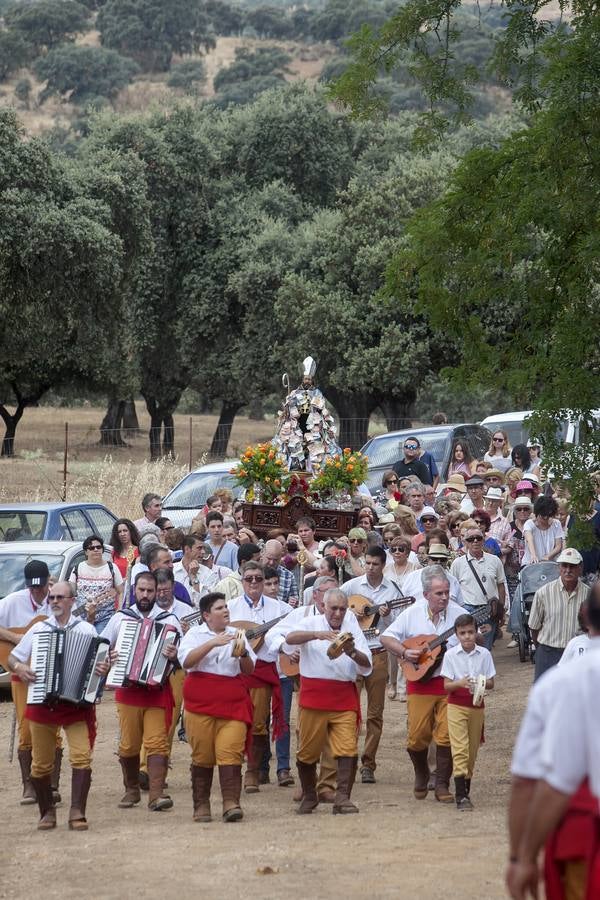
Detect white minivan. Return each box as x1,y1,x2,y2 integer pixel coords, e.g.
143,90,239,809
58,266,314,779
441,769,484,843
481,410,600,447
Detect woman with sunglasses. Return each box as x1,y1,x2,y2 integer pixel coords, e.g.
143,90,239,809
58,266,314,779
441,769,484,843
448,441,475,478
468,510,502,557
109,519,140,579
484,430,513,473
511,443,540,477
375,470,402,510
69,534,124,634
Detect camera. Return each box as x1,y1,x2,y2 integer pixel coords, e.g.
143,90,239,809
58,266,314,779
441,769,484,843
286,540,298,552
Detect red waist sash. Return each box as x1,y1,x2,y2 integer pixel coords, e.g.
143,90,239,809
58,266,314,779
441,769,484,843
26,702,97,748
407,675,447,696
115,683,174,732
184,671,253,755
544,780,598,900
448,687,485,709
299,676,360,718
241,660,286,740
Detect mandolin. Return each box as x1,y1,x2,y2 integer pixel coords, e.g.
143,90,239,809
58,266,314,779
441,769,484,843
347,594,416,631
400,604,491,683
279,627,380,677
0,615,49,670
229,615,288,652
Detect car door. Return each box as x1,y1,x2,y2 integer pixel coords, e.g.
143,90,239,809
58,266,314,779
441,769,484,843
85,507,117,543
60,509,92,541
462,426,492,463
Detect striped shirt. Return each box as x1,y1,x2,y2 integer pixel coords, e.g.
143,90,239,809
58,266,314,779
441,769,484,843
277,565,298,605
528,577,590,648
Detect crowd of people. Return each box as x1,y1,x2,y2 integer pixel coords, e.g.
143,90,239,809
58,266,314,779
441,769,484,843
1,426,600,899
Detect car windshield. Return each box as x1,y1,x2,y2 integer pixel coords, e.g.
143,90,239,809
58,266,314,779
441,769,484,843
362,430,450,470
163,472,240,509
0,512,47,542
487,420,569,448
0,553,65,599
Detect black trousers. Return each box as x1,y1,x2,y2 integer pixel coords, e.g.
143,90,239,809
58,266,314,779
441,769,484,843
533,643,564,681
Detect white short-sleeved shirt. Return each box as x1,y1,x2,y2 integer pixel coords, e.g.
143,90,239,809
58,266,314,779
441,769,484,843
227,595,292,663
382,599,463,648
450,552,506,606
440,644,496,681
178,622,256,675
539,650,600,798
11,614,97,664
341,574,396,649
521,518,564,566
400,567,465,607
559,633,596,665
0,589,50,629
293,612,372,680
483,453,513,473
264,604,319,656
100,606,181,645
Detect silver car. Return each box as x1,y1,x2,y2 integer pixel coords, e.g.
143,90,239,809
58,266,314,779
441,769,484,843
161,461,242,529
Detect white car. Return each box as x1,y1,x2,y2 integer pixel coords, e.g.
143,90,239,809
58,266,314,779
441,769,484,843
161,461,242,529
0,541,111,689
480,410,600,448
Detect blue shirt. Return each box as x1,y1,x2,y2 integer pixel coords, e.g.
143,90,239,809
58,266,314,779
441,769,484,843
207,540,238,571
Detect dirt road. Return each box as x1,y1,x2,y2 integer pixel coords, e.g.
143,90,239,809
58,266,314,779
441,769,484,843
0,642,529,900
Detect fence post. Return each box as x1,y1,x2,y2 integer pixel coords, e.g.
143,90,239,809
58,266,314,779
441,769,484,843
188,417,193,472
62,422,69,501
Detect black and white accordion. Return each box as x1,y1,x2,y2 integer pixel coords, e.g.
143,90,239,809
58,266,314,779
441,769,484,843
105,614,179,689
27,626,110,707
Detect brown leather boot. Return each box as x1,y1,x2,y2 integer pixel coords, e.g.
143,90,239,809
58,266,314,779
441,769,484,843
118,755,141,808
407,748,430,800
31,775,56,830
245,734,268,794
148,754,173,811
191,765,213,822
51,747,63,804
435,745,454,803
17,749,36,805
218,765,243,822
296,761,318,815
69,768,92,831
332,757,359,814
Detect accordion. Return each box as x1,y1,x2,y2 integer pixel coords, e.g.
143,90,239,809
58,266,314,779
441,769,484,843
105,615,179,689
27,627,110,708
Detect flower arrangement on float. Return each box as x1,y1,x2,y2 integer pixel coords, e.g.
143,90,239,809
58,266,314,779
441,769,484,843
309,448,369,507
230,443,287,503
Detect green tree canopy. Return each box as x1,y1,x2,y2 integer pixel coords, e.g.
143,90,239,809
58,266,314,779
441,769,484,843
213,45,291,92
5,0,91,53
0,29,32,80
35,44,139,103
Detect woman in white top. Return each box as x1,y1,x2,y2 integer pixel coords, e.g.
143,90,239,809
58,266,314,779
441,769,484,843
483,429,513,473
69,534,123,633
383,535,421,700
521,496,563,565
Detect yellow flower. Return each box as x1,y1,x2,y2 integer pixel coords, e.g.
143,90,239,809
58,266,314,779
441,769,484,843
352,479,358,485
275,459,282,466
274,478,281,487
349,456,356,464
335,462,341,468
240,468,247,477
265,476,271,483
259,458,266,466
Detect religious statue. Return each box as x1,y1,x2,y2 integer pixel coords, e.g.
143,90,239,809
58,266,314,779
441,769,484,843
273,356,341,471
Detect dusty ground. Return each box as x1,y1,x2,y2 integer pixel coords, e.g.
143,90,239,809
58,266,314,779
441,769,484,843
0,640,530,900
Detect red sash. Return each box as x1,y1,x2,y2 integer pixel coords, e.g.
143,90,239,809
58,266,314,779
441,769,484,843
447,687,485,709
26,702,97,749
115,683,174,732
407,675,447,696
299,676,361,732
183,671,253,754
544,781,598,899
241,660,286,740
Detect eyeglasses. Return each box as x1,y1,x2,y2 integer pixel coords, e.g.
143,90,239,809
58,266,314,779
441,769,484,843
404,443,418,450
156,588,172,596
493,437,505,443
243,575,264,583
349,538,364,543
48,594,70,601
162,525,174,532
421,517,436,524
391,547,408,553
87,545,103,551
385,479,398,485
450,523,460,529
465,536,483,543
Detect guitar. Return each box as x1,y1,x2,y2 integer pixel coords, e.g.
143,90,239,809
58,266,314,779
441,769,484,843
399,604,491,683
347,594,416,631
279,626,381,677
0,616,49,670
229,615,288,652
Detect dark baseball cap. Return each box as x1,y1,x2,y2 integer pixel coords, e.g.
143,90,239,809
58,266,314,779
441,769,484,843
24,560,50,587
465,476,485,487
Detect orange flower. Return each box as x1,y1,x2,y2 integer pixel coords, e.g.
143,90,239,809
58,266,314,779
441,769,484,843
275,459,282,466
259,458,266,466
335,462,341,468
347,464,354,472
343,447,351,454
274,478,281,487
245,446,253,454
240,468,247,477
349,456,356,463
268,449,275,460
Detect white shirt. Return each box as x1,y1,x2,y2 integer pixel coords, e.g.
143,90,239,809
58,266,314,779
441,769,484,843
400,567,465,607
559,633,597,665
521,518,564,566
265,603,320,656
294,612,372,680
11,614,97,664
440,644,496,681
173,561,233,596
341,574,396,649
227,595,292,663
450,552,506,606
539,648,600,797
0,588,50,628
100,605,182,645
178,622,256,675
382,600,463,676
149,599,189,628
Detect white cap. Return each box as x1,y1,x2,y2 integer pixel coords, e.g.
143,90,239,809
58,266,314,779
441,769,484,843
556,547,583,565
420,506,439,520
484,487,504,502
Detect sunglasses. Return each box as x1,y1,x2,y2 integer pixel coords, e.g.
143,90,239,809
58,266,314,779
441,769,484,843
391,547,409,553
493,437,505,443
163,525,174,531
349,538,364,543
465,536,483,543
421,517,436,524
48,594,70,601
404,444,418,450
385,479,398,485
243,575,264,583
87,545,103,551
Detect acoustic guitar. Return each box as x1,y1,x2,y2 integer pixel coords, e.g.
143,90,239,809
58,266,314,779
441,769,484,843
400,604,491,683
278,626,380,677
229,615,288,652
0,615,49,670
347,594,416,631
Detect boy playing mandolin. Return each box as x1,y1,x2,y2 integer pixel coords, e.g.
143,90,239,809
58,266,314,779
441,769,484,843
441,614,495,811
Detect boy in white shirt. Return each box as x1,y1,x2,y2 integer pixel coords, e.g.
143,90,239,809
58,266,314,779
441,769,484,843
441,613,496,811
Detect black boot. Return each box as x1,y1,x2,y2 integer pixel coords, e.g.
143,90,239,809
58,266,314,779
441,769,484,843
69,769,92,830
434,745,454,803
296,761,318,814
51,748,63,804
31,775,56,830
465,778,471,796
407,748,430,800
455,775,473,811
17,748,36,805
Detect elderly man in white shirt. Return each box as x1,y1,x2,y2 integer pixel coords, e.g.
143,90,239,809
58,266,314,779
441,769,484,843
450,525,506,650
286,587,371,815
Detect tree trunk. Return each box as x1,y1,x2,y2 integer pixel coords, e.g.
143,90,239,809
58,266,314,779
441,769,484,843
99,398,127,446
326,388,378,450
247,398,264,421
122,398,141,437
379,394,416,432
0,382,50,458
209,400,244,458
144,396,163,461
162,413,175,458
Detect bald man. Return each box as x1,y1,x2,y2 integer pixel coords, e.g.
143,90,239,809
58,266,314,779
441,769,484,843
262,539,298,606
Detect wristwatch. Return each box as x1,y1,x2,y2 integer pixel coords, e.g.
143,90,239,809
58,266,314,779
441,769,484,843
240,650,249,658
349,649,358,660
